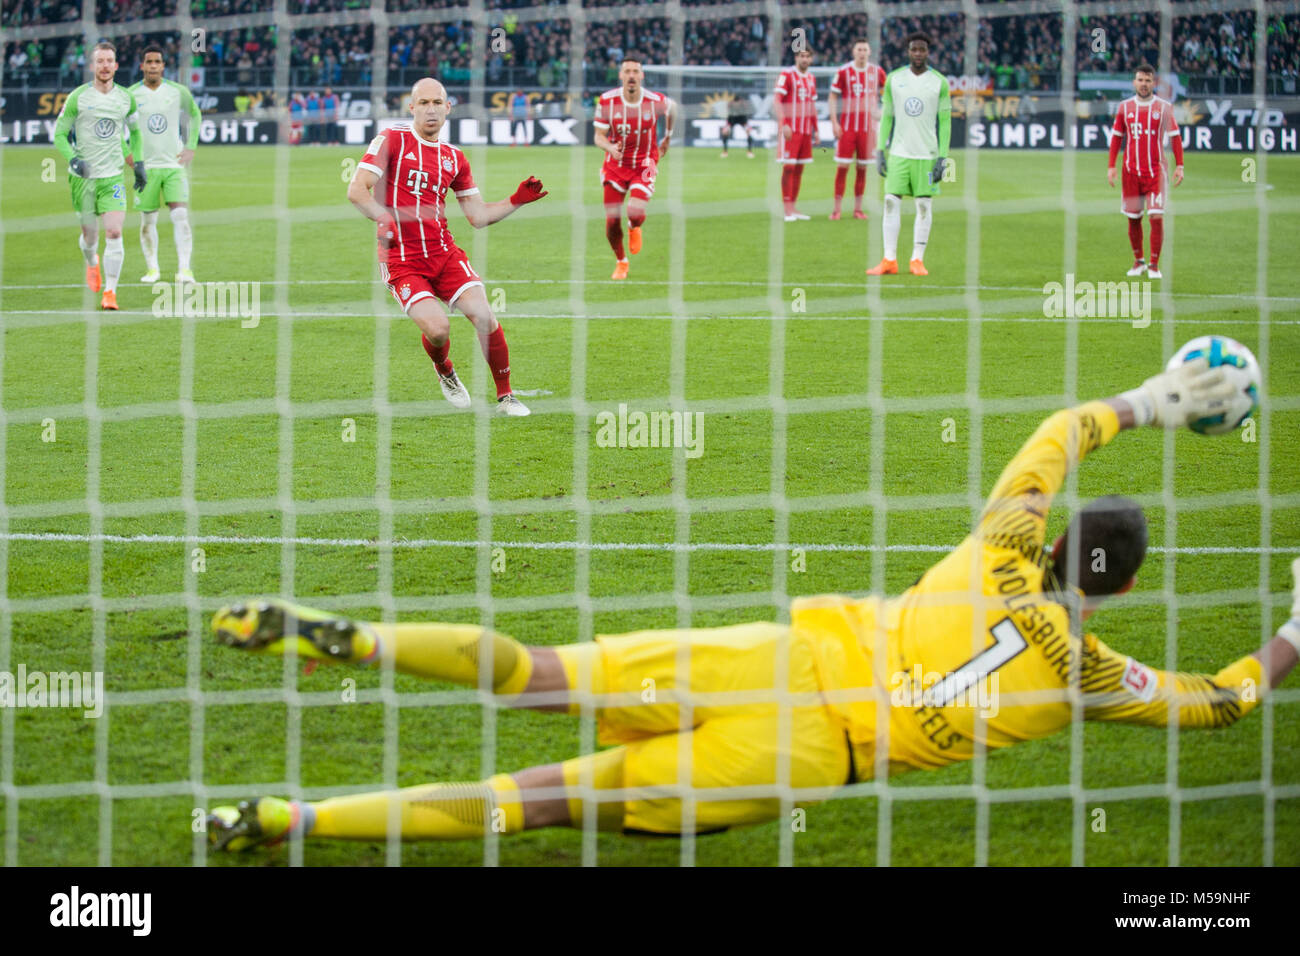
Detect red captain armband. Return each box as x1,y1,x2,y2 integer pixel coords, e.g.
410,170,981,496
510,176,548,206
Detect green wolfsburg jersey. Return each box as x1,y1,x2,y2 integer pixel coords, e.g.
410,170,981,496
54,82,140,178
880,66,951,160
129,79,202,169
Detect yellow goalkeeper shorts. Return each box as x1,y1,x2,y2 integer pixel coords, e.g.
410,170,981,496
590,622,851,834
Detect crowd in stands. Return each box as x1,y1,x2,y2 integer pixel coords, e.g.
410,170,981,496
3,0,1297,95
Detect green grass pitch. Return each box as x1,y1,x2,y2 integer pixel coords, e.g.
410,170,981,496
1,142,1297,865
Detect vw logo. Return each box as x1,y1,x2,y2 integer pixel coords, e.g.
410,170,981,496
147,113,168,133
94,117,116,138
904,96,924,117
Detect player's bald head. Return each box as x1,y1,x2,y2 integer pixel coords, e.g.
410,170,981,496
411,77,447,103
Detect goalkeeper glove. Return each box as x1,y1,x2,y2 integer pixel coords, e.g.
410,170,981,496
876,150,887,177
509,176,548,206
133,161,148,192
376,213,398,249
1119,357,1237,429
930,157,947,184
69,157,88,178
1279,558,1300,654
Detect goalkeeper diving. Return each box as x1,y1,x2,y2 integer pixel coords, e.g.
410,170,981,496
206,359,1297,848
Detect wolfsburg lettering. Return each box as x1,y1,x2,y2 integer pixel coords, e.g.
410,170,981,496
49,886,151,936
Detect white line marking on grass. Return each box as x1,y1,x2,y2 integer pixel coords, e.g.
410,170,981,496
6,279,1300,304
1,531,1288,556
5,310,1300,326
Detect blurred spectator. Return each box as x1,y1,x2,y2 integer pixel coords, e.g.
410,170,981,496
1,4,1297,94
304,88,320,143
321,85,339,142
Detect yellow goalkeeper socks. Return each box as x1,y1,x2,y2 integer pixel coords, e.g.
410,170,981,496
308,774,525,840
367,623,533,694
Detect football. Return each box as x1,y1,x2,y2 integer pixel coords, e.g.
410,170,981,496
1166,335,1261,435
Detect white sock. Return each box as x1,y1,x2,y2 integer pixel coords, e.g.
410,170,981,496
883,194,901,261
78,232,99,267
912,197,933,262
103,236,124,293
170,207,192,272
139,211,160,273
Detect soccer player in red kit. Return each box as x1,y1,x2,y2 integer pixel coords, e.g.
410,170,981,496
828,39,885,220
347,78,547,416
1107,64,1184,280
775,47,818,221
594,55,677,281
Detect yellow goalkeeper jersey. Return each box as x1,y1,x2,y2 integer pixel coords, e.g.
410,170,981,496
792,401,1263,776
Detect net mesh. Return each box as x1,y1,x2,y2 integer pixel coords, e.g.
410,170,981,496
0,0,1295,867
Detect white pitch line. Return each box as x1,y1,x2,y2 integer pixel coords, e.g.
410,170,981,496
3,310,1299,326
0,531,1289,556
4,279,1300,304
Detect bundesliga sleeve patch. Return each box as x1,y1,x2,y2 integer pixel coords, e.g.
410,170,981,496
1121,657,1157,703
367,135,385,155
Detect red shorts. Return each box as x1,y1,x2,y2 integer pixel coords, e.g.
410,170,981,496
780,131,814,164
1121,167,1167,217
602,162,657,206
380,247,483,313
835,127,876,164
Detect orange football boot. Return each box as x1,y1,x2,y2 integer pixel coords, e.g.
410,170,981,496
909,259,928,276
628,226,642,255
100,290,118,310
611,261,629,280
865,258,898,276
86,263,102,292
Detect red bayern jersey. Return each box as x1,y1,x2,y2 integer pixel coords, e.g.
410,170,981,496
830,62,885,133
594,88,670,170
1112,95,1179,177
775,67,817,135
358,124,479,263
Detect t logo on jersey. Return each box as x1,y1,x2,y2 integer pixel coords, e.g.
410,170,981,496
405,168,430,194
616,122,632,136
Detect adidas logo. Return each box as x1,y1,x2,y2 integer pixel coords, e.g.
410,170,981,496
405,151,416,160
